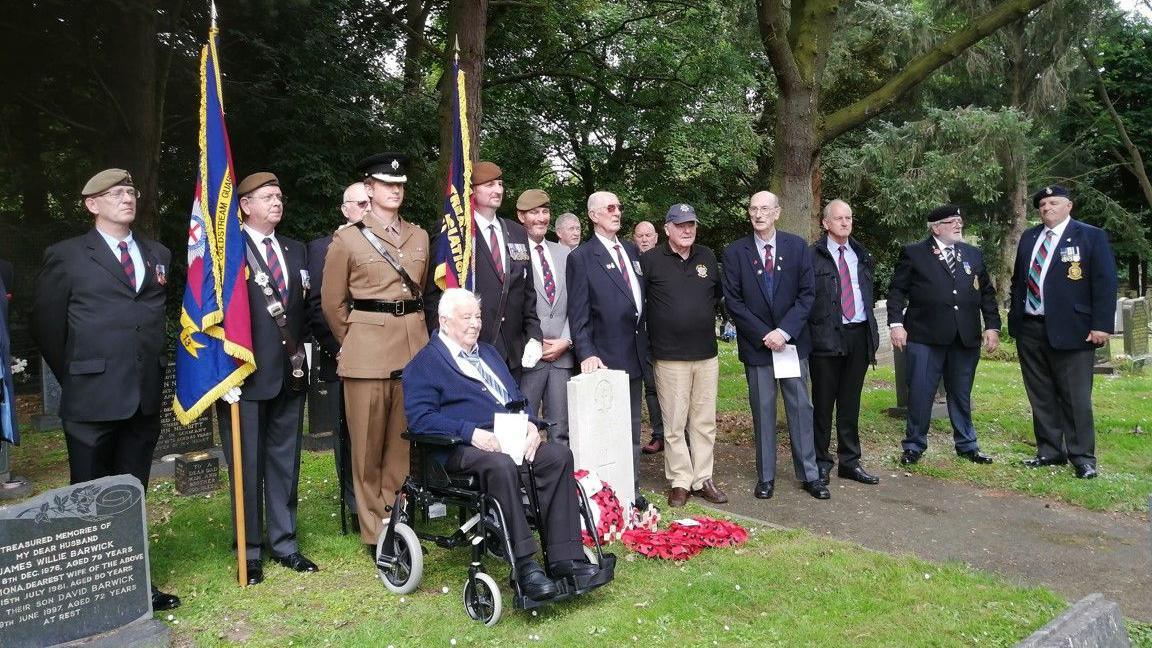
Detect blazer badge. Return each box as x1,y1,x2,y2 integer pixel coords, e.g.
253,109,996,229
155,264,167,286
696,264,708,278
1068,262,1083,281
300,269,311,291
632,260,642,276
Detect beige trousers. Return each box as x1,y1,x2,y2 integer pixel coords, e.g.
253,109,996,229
343,378,410,545
653,357,719,490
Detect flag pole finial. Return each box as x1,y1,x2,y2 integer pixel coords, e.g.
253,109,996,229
210,1,218,29
454,34,460,62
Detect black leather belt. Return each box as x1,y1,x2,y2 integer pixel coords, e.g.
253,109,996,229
352,299,423,315
842,321,867,329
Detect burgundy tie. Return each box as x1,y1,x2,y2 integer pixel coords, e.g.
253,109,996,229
118,241,136,290
838,245,856,320
537,244,556,304
263,237,287,304
763,244,774,279
614,244,631,290
489,225,503,282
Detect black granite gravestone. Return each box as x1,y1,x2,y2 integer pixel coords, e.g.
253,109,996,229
0,475,167,647
174,452,220,496
153,362,214,459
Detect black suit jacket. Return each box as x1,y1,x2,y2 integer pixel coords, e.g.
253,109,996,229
887,237,999,348
31,229,171,421
241,232,309,400
306,234,339,382
566,237,649,377
425,216,542,371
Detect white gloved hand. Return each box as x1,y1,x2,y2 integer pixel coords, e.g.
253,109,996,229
221,387,242,404
520,338,543,369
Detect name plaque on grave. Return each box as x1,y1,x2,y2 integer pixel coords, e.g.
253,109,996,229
1127,298,1149,358
154,361,215,458
0,475,155,647
175,452,220,496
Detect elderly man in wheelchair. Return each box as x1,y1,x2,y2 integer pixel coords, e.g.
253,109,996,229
382,288,612,623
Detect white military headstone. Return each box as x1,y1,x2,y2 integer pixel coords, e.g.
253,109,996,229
567,370,635,508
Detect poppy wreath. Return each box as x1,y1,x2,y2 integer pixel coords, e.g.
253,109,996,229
574,469,627,545
622,517,749,561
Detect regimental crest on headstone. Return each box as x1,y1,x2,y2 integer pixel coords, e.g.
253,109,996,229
0,475,165,648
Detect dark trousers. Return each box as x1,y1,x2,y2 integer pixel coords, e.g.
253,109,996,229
903,338,981,454
446,443,584,564
641,358,664,440
63,407,160,488
217,387,306,560
745,361,819,483
1016,317,1097,467
810,324,871,469
629,377,642,489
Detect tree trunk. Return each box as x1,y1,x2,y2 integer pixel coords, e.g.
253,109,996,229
771,83,820,238
402,0,431,96
998,176,1029,306
438,0,487,180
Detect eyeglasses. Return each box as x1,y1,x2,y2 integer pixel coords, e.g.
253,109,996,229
97,187,141,201
748,206,778,214
934,218,963,227
251,193,286,205
602,204,622,214
343,200,370,210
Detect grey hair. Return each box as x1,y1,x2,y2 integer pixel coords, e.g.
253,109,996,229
554,212,579,231
587,191,616,214
438,288,480,318
822,199,851,219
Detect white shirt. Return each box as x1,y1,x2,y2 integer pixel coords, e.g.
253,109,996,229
529,239,559,292
96,228,144,293
438,331,509,397
1026,216,1072,315
826,238,865,324
244,227,290,291
474,212,506,274
595,232,642,313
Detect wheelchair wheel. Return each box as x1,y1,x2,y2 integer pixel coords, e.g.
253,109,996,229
463,572,502,626
377,523,423,595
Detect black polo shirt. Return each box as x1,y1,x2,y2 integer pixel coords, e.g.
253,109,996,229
641,242,721,361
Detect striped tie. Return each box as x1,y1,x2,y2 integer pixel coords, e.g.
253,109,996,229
489,225,504,282
118,241,136,291
614,244,631,291
1026,231,1054,312
537,244,556,304
944,246,958,276
461,351,510,405
838,245,856,320
263,237,287,304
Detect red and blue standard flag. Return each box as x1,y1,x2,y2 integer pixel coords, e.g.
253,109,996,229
432,49,476,290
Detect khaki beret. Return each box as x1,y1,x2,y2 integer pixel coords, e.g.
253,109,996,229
237,172,279,197
81,169,133,197
516,189,550,211
472,161,502,186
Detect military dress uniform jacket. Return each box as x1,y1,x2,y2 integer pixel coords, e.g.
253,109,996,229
886,238,1000,348
31,229,170,421
322,219,430,378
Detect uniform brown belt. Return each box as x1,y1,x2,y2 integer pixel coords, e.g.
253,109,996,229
351,299,423,316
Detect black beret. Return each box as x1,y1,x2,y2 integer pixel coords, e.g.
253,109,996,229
1032,185,1069,208
928,204,962,223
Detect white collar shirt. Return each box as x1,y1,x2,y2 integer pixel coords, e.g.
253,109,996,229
96,228,144,293
595,232,642,312
244,226,290,291
1026,216,1072,315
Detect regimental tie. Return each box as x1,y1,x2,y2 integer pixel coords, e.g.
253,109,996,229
489,225,504,281
263,237,287,304
1026,230,1054,312
460,350,510,405
537,244,556,304
762,243,775,296
838,245,856,320
943,246,958,276
118,241,136,291
613,244,631,291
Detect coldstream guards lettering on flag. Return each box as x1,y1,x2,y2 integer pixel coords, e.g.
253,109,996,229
173,26,255,425
432,46,475,290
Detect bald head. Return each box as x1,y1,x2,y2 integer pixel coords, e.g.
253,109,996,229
632,220,658,252
587,191,623,238
750,191,779,209
341,182,369,223
748,191,782,237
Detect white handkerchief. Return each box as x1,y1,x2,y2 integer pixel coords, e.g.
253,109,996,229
771,344,802,379
493,412,529,465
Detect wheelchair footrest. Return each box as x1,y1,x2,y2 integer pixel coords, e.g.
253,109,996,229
570,553,615,594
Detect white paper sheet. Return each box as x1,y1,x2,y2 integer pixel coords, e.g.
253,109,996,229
493,412,529,465
771,344,802,379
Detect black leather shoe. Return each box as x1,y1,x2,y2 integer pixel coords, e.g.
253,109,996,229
899,450,922,465
270,552,320,573
754,480,774,499
957,449,993,464
802,480,831,500
244,560,264,585
838,465,880,485
150,585,181,611
550,559,599,578
517,561,559,601
1023,456,1067,468
817,465,831,486
1074,464,1098,479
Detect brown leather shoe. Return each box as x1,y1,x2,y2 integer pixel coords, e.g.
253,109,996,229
642,438,664,454
691,479,728,504
667,487,689,507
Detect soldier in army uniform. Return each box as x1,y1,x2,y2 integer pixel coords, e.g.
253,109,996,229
321,153,430,554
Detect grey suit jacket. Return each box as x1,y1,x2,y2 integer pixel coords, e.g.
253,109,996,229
529,239,574,370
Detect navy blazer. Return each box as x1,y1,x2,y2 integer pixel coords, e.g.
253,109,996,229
721,231,814,365
306,234,339,382
1008,220,1117,350
887,238,999,348
403,334,536,464
565,237,649,378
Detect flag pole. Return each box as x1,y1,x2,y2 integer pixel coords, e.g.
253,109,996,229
230,402,247,586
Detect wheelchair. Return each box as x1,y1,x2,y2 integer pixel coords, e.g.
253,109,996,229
374,430,617,626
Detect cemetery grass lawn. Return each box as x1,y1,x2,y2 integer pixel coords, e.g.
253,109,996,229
717,342,1152,516
7,436,1065,646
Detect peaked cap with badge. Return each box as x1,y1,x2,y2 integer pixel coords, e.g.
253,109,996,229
358,153,408,184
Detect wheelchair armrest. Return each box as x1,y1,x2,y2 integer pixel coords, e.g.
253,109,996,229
402,431,464,446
